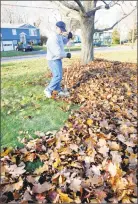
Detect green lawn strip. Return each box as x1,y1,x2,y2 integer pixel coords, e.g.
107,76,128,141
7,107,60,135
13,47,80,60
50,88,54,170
1,59,79,148
1,50,35,57
33,45,46,51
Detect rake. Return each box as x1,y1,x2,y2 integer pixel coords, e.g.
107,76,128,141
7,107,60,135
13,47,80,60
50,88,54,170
64,19,72,96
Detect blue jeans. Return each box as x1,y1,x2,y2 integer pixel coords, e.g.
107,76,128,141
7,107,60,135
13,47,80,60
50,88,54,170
46,59,62,93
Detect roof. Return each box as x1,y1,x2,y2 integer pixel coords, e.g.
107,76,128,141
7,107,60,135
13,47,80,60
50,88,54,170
1,23,38,29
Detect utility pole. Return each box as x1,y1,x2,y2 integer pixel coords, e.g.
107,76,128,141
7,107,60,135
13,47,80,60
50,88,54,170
131,1,137,49
131,21,135,49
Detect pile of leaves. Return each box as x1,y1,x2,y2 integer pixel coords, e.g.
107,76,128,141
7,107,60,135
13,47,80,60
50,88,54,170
1,59,137,203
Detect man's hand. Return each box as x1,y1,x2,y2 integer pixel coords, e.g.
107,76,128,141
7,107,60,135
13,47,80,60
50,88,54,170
68,32,73,39
66,53,71,59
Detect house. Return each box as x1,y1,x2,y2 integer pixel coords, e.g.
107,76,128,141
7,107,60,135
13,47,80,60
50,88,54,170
0,23,41,51
93,31,112,45
74,29,112,45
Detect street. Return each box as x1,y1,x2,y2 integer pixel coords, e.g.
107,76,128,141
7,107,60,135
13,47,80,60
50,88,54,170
1,45,136,63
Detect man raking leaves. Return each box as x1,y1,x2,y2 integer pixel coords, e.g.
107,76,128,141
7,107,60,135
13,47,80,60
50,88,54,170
44,21,73,98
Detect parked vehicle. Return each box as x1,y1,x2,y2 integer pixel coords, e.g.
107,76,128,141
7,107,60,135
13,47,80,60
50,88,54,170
93,41,102,47
16,43,33,52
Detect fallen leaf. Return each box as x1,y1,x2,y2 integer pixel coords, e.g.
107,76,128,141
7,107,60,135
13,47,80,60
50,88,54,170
69,144,79,152
24,153,36,162
97,138,106,147
5,163,26,177
23,190,32,201
106,161,117,177
32,182,52,193
99,146,109,157
86,119,93,126
57,189,73,203
100,120,109,129
91,165,101,176
34,162,48,174
1,147,13,157
69,177,82,192
110,151,122,165
108,141,120,150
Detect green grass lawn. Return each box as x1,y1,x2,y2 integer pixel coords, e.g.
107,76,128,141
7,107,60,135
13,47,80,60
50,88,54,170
1,58,78,148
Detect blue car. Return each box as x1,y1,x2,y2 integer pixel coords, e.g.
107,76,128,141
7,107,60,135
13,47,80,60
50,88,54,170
16,43,33,52
93,41,102,47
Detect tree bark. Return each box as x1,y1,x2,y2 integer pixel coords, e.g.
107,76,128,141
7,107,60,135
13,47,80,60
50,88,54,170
81,15,95,65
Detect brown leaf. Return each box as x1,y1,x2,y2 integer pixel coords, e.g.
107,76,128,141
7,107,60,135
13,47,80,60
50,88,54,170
98,146,109,157
108,141,120,150
69,177,82,192
3,177,23,192
95,190,107,201
23,190,32,201
34,162,48,175
32,182,53,193
89,175,103,186
106,161,117,177
69,143,79,152
110,151,122,164
37,154,48,161
5,163,26,177
24,153,36,162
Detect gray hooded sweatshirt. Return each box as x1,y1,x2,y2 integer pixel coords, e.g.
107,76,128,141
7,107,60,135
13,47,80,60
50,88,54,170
46,33,69,60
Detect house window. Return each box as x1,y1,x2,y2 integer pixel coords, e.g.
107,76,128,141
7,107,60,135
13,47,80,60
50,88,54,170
29,29,37,36
13,40,17,45
32,39,37,44
12,29,17,35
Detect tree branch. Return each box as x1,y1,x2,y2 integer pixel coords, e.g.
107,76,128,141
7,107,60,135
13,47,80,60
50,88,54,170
59,1,80,12
102,0,110,8
95,7,136,32
74,0,86,14
86,0,125,17
86,5,108,17
94,0,98,7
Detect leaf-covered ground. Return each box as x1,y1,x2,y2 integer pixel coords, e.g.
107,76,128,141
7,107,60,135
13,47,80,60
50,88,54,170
1,59,137,203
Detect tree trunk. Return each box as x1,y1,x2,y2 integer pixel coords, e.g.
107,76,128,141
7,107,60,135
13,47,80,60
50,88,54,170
81,15,95,65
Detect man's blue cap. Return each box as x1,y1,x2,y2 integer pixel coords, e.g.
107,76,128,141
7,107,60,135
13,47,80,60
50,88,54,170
56,21,66,32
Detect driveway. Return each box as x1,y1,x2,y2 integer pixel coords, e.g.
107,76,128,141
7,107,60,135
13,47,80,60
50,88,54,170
1,46,136,63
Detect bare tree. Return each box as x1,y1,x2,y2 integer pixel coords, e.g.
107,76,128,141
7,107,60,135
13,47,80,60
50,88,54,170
53,1,137,64
33,18,42,28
